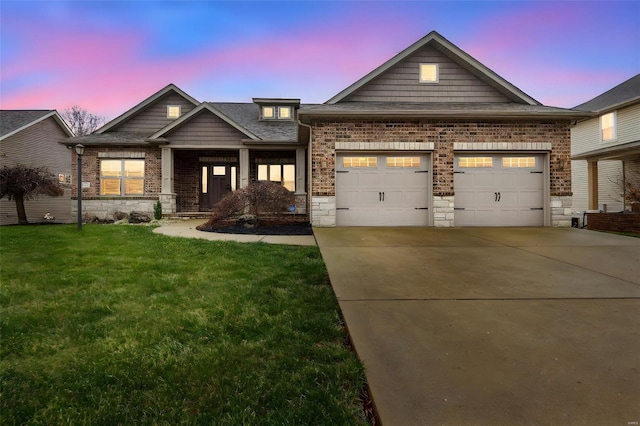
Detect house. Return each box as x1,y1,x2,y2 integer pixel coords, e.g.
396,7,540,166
0,110,74,225
65,31,589,227
571,74,640,214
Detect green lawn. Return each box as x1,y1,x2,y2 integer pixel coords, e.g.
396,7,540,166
0,225,367,425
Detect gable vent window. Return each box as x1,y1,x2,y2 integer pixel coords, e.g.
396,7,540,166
419,63,439,83
600,112,616,141
262,106,275,119
278,106,291,119
167,105,181,118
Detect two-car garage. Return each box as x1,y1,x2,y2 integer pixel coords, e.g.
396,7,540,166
334,152,546,227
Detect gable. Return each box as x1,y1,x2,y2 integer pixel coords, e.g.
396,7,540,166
163,110,250,148
342,44,511,104
110,92,197,136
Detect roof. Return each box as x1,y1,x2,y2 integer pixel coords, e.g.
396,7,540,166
326,30,540,105
298,102,592,121
573,74,640,113
96,83,199,134
0,110,74,140
60,131,167,147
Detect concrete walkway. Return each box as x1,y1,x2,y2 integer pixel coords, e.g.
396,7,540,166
315,227,640,426
153,219,316,246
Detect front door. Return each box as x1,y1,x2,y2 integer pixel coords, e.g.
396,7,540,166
200,165,230,211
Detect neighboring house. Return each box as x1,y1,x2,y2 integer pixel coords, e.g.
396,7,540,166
0,110,74,225
65,31,589,227
571,74,640,213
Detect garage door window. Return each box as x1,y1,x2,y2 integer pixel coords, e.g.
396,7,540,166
502,157,536,168
342,157,377,168
458,157,493,168
386,157,421,168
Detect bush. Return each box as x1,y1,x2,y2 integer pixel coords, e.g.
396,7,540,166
154,201,162,220
201,181,295,228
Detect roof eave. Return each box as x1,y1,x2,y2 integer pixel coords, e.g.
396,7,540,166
0,111,74,141
572,141,640,161
298,110,592,121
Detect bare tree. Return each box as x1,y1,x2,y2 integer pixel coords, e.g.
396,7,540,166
0,165,65,224
62,105,106,136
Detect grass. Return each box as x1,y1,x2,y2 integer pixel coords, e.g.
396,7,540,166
0,224,367,425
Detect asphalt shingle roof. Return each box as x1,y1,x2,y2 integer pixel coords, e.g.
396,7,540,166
573,74,640,112
0,110,53,137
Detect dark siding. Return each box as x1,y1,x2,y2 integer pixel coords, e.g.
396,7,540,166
0,116,72,224
167,111,247,147
112,93,196,136
343,45,511,103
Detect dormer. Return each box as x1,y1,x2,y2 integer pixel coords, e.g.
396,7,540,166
253,98,300,121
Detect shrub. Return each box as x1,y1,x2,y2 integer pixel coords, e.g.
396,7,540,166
154,200,162,220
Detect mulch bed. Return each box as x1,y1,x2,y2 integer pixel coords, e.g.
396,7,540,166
199,222,313,236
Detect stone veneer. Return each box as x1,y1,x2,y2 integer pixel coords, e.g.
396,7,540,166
310,119,573,227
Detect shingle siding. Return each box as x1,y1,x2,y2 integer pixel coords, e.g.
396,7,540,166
343,45,512,103
112,93,196,136
0,116,72,224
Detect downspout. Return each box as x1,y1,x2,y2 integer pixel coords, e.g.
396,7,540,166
298,118,313,224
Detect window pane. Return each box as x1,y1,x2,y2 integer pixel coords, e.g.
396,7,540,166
279,106,291,119
262,107,274,119
258,164,268,181
283,164,295,191
167,105,181,118
101,178,121,195
124,160,144,178
387,157,421,168
601,112,616,141
201,166,208,194
125,179,144,195
231,166,237,191
420,64,438,82
458,157,493,168
502,157,536,168
269,164,282,183
213,166,226,176
101,160,122,177
343,157,377,168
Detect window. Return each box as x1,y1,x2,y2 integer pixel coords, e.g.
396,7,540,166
278,106,291,119
342,157,377,168
262,106,275,119
502,157,536,168
167,105,181,118
458,157,493,168
387,157,421,168
419,63,439,83
100,159,144,195
600,112,616,141
258,164,295,191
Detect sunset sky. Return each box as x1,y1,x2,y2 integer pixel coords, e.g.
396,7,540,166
1,1,638,120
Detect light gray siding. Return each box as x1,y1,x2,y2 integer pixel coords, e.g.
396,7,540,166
571,160,624,212
166,111,247,147
617,103,640,145
572,103,640,156
343,45,512,103
113,93,196,136
0,116,72,224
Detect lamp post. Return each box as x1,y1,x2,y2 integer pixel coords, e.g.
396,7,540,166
75,144,85,230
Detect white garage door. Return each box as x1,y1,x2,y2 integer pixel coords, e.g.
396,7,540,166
454,154,545,226
336,153,430,226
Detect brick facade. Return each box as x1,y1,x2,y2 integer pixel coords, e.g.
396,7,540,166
311,119,571,198
587,212,640,234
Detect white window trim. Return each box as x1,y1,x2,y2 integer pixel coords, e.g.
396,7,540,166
261,106,275,119
419,63,439,83
100,159,145,196
278,106,292,120
167,105,181,118
600,111,617,142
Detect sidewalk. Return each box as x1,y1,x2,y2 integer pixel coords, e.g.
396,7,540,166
153,219,317,246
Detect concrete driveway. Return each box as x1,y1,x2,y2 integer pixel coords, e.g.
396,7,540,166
314,227,640,426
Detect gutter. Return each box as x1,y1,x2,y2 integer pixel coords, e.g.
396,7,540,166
297,109,593,121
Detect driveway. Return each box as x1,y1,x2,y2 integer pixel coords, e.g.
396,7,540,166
314,227,640,426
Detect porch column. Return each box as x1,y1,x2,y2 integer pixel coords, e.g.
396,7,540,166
161,147,174,193
239,148,249,189
588,160,599,210
160,147,176,214
295,148,306,194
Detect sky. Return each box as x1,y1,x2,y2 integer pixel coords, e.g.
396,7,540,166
1,1,639,120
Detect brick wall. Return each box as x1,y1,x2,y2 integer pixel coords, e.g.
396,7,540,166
586,212,640,234
311,119,571,197
72,146,162,198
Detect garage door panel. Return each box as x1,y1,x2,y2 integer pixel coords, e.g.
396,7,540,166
454,154,544,227
336,153,430,226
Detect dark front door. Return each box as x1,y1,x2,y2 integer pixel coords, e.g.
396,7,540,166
200,165,230,211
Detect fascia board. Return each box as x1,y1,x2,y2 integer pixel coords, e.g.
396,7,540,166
298,109,593,121
96,84,199,134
